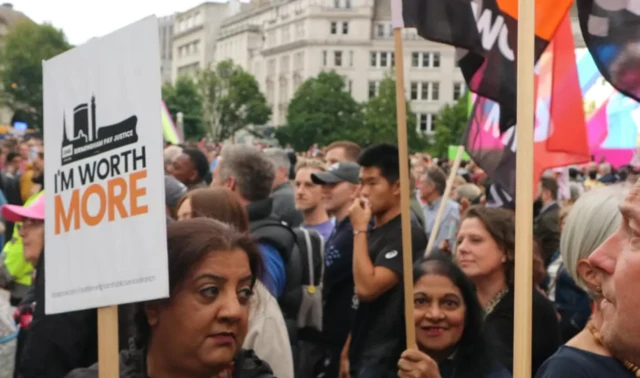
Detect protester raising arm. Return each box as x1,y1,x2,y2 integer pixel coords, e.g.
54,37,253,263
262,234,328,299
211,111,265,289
349,197,399,302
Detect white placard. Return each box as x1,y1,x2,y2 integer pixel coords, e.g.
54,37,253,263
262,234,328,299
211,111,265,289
43,16,168,314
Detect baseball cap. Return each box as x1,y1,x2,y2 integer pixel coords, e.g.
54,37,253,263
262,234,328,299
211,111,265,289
2,195,45,223
312,162,360,185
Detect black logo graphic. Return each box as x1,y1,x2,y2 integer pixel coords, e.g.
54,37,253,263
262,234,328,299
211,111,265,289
61,96,138,165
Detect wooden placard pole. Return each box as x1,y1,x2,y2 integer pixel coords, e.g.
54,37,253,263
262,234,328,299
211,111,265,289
424,145,465,256
392,26,417,349
513,0,535,376
98,305,120,378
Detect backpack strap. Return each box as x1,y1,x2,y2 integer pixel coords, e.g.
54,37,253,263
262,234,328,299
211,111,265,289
300,228,314,287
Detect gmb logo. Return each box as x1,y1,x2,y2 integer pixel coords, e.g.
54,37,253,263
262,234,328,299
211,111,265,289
588,0,640,37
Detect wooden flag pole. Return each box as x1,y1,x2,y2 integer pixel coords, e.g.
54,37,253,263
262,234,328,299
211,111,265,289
98,305,120,378
392,26,416,349
424,145,465,256
514,0,535,376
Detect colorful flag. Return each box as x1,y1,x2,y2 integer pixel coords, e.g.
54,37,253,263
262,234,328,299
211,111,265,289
457,0,574,133
463,14,590,196
577,0,640,103
161,101,182,145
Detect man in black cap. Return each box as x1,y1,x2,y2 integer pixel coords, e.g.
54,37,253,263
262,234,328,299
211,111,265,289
309,162,362,378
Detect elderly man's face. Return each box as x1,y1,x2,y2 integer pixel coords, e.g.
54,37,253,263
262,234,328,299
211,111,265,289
589,179,640,364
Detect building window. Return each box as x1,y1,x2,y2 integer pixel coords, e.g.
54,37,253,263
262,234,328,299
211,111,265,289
280,55,290,73
376,24,385,37
431,82,440,100
412,52,420,67
391,52,395,67
370,51,394,68
410,82,418,100
268,59,276,76
380,52,388,67
334,0,340,8
432,52,441,67
368,81,379,99
418,113,437,133
411,52,443,68
282,26,290,43
453,82,464,100
334,51,343,66
342,22,349,34
349,51,354,67
345,0,351,8
419,114,428,132
295,52,305,71
322,51,327,66
331,22,338,35
348,80,353,94
421,82,429,100
422,53,430,68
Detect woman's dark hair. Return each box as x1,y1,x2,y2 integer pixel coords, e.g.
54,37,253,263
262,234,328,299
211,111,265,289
462,206,515,285
177,188,250,232
134,218,263,347
413,256,495,378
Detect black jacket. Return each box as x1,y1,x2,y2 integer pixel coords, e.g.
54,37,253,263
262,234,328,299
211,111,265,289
533,202,560,265
65,340,275,378
19,252,133,378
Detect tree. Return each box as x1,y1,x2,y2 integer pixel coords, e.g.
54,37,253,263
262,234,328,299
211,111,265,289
276,71,363,151
432,92,470,157
199,60,270,141
0,21,72,130
162,76,204,140
362,75,429,152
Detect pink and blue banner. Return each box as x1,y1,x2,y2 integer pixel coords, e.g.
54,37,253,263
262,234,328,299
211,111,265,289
577,48,640,167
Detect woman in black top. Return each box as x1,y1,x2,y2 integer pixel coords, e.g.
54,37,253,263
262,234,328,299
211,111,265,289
66,219,275,378
455,206,560,376
397,256,510,378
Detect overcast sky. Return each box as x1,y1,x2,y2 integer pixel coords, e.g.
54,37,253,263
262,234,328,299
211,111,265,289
13,0,214,45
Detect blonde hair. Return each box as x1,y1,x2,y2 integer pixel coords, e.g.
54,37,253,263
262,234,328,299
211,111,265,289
295,158,327,174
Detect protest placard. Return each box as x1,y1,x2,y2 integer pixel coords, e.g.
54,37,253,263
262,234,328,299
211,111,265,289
43,16,168,315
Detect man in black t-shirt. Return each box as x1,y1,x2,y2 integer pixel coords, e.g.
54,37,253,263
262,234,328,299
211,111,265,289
346,144,428,378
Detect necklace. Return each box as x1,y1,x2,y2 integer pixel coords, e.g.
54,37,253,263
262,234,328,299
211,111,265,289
483,288,509,318
588,321,640,377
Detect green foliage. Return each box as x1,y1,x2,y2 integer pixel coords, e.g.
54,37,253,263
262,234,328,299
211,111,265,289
433,92,470,157
276,71,363,151
162,76,204,140
0,21,72,129
199,60,270,141
362,75,429,152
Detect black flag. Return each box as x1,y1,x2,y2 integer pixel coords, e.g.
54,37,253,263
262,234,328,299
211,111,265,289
399,0,573,133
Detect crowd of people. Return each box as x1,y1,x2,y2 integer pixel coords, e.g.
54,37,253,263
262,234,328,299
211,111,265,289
0,135,639,378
